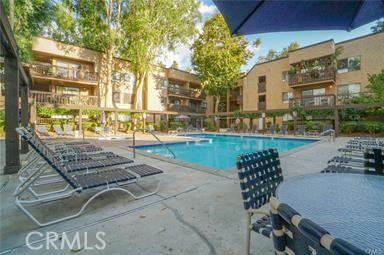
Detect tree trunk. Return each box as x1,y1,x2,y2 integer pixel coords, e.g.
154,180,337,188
132,72,145,110
214,96,220,129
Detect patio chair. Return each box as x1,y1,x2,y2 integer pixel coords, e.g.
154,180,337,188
268,124,275,135
295,125,305,136
53,125,65,136
236,149,284,255
15,127,163,226
36,125,50,137
269,197,367,255
63,124,75,136
279,124,287,135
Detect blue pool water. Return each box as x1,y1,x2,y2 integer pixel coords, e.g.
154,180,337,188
135,134,317,170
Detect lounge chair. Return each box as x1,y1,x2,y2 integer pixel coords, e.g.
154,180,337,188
295,124,305,136
36,125,50,137
15,127,163,226
324,148,383,175
279,124,287,135
53,125,66,136
269,197,366,254
63,124,75,136
236,149,284,255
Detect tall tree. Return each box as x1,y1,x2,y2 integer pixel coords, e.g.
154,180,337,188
191,14,252,114
170,60,179,69
120,0,200,109
53,0,129,108
280,42,300,57
371,19,384,33
2,0,54,60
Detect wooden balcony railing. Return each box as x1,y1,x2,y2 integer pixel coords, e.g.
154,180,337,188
258,82,266,93
258,101,266,111
168,85,206,99
288,67,336,86
30,63,99,83
168,104,206,113
289,94,336,108
30,91,99,107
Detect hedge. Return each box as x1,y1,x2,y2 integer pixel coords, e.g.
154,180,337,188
340,121,384,134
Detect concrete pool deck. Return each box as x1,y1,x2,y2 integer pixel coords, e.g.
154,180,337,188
0,135,349,255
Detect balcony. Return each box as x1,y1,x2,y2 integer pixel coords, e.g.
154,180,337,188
288,67,336,87
168,104,206,113
258,82,266,93
258,101,266,111
30,90,99,107
289,94,336,109
168,86,205,99
30,62,99,84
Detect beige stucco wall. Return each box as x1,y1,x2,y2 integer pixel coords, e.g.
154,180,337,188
335,32,384,94
243,58,292,111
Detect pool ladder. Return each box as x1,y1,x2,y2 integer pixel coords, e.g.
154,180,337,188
132,129,176,159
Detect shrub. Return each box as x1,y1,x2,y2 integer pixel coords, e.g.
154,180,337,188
340,121,384,134
159,120,167,132
204,118,216,131
169,121,183,130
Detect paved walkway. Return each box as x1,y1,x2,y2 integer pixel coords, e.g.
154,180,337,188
0,136,349,254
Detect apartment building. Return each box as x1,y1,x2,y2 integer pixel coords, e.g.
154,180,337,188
240,31,383,113
29,36,207,119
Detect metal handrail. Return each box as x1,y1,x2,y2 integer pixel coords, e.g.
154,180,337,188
320,129,335,142
132,128,176,159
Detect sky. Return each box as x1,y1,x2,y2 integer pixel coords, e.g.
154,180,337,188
161,0,380,73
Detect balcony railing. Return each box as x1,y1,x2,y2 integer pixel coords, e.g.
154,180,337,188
168,86,205,99
288,67,336,86
168,104,206,113
30,63,99,83
258,82,266,93
258,101,266,111
30,91,99,107
289,94,336,108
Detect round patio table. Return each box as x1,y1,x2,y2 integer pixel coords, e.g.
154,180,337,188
276,173,384,253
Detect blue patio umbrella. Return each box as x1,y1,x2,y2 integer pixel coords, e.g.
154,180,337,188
213,0,384,35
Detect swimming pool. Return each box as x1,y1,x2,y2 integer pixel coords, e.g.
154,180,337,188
135,134,318,170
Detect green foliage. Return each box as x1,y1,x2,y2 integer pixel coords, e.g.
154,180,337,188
232,110,262,119
371,19,384,33
3,0,54,60
204,118,216,131
305,121,314,130
36,105,55,118
366,70,384,103
169,121,183,130
290,107,334,119
339,108,362,121
267,111,288,118
83,109,102,120
340,121,384,134
159,120,168,132
192,14,252,112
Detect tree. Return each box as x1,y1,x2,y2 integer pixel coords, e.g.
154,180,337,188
371,19,384,33
53,0,130,109
367,70,384,103
191,14,252,114
280,42,300,57
120,0,200,109
170,60,179,69
3,0,54,60
266,49,277,61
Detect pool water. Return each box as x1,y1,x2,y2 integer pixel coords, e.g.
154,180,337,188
135,134,317,170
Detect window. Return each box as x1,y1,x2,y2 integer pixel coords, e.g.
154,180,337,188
123,73,131,82
113,92,121,103
337,56,361,73
258,95,266,102
160,79,169,89
258,75,266,83
282,92,293,104
160,97,167,105
122,93,131,104
112,71,120,81
282,71,289,82
337,83,361,98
